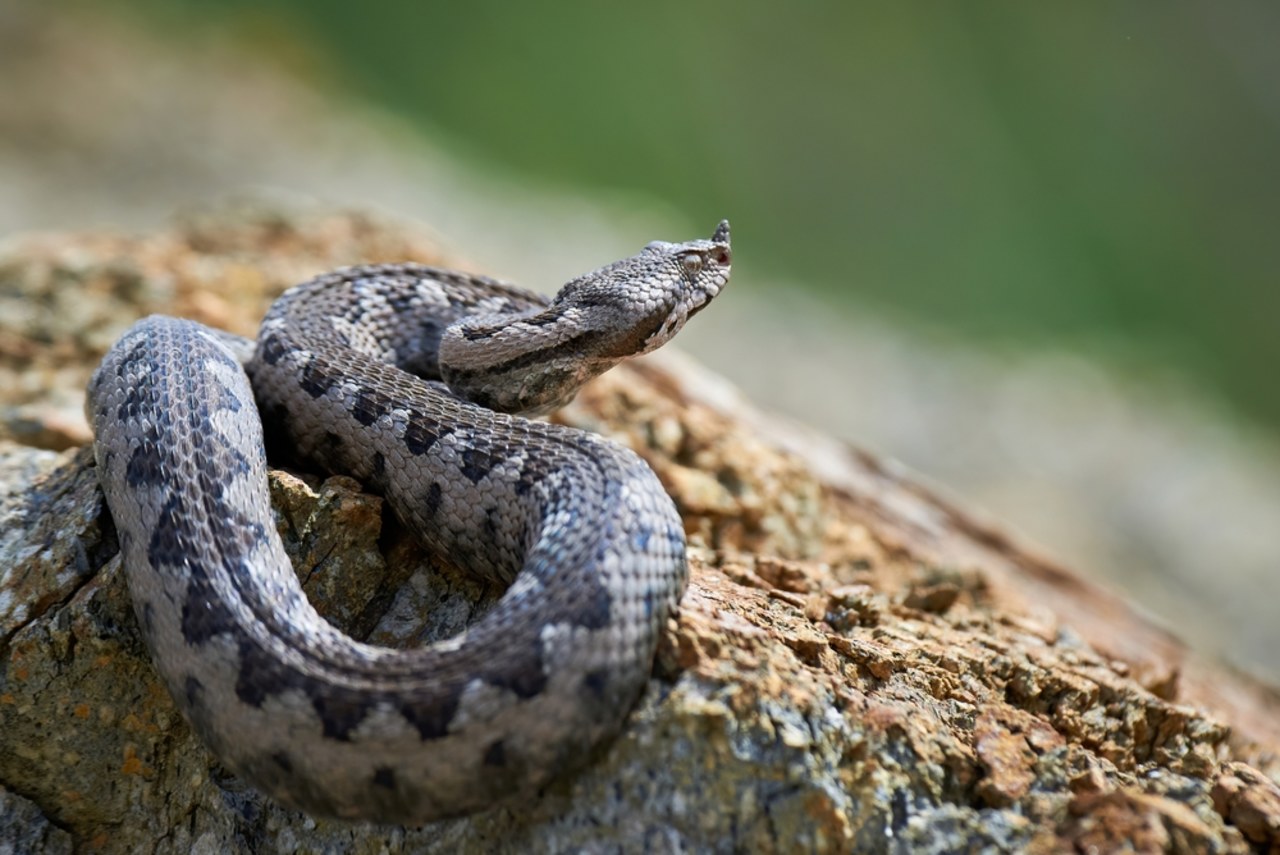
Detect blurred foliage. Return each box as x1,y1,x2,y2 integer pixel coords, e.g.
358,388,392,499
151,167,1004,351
116,0,1280,431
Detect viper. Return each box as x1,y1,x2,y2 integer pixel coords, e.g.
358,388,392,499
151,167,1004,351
86,222,731,823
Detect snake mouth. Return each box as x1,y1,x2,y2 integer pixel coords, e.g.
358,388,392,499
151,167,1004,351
686,271,729,321
689,221,731,317
686,288,718,320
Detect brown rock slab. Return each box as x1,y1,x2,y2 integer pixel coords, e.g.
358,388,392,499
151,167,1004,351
1,204,1277,853
1213,762,1280,850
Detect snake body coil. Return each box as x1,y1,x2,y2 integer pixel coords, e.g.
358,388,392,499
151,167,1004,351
87,223,731,823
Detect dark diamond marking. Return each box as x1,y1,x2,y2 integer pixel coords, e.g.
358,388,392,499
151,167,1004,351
372,767,396,789
235,639,289,708
485,658,547,699
181,574,237,645
125,438,166,488
399,695,459,741
573,575,613,630
321,431,345,458
421,482,442,520
631,529,651,553
352,388,388,427
258,334,288,366
148,495,194,567
271,752,294,773
483,740,506,767
311,692,373,742
460,447,497,484
482,506,500,542
184,675,205,709
644,588,659,620
299,360,336,399
385,287,420,314
403,420,444,455
397,317,445,378
582,669,609,700
258,399,288,426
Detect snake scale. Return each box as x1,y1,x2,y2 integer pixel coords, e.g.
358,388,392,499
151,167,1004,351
86,222,731,823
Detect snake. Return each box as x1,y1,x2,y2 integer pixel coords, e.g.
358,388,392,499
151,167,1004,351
85,221,731,824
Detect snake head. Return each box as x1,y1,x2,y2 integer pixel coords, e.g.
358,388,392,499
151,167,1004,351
442,221,731,415
641,218,731,316
564,219,732,359
635,219,731,350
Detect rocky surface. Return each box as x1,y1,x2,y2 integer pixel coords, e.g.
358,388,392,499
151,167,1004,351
2,206,1278,853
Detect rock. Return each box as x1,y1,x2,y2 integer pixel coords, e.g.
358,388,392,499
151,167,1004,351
1212,762,1280,849
1,203,1277,853
0,785,72,855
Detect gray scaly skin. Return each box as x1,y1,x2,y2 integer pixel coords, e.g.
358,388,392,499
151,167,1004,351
86,222,731,824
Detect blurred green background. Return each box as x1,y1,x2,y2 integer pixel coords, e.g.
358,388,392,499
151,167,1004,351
126,0,1279,431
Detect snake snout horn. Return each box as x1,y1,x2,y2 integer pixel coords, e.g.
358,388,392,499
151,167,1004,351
712,220,731,245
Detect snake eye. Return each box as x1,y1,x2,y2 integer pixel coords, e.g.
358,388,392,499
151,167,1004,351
681,252,704,276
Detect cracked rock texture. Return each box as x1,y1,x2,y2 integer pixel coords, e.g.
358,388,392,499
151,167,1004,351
2,205,1279,854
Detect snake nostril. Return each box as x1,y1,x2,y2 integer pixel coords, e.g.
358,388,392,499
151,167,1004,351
711,248,731,267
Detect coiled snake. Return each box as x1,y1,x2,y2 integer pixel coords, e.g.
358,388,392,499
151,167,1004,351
86,222,731,823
